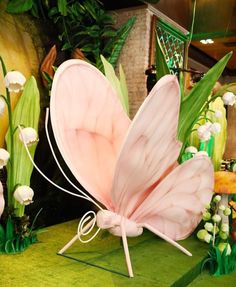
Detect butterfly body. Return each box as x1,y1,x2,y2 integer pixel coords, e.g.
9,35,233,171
97,210,143,237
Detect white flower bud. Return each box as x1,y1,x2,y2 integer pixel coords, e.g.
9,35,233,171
0,148,10,169
4,71,26,93
213,195,222,203
214,110,222,118
204,203,211,210
202,211,211,221
223,207,231,216
19,127,38,146
204,222,214,232
185,146,198,154
218,243,231,255
222,92,236,106
219,231,229,240
219,205,226,211
0,98,5,116
221,223,229,233
204,233,212,243
212,214,221,223
13,185,34,205
210,122,221,135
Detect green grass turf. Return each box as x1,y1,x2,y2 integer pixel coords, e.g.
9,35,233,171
0,220,235,286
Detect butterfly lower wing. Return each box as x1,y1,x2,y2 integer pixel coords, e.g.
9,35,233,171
50,60,130,209
131,155,214,240
111,75,182,217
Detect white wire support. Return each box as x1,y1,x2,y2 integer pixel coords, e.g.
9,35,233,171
45,108,103,211
77,210,100,243
18,125,96,203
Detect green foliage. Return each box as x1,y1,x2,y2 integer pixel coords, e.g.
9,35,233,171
101,55,129,115
178,52,232,151
203,243,236,275
6,0,135,69
58,0,68,16
6,0,33,14
0,222,37,254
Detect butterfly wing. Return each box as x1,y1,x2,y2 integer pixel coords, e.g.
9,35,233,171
131,155,214,240
50,60,130,209
111,75,182,217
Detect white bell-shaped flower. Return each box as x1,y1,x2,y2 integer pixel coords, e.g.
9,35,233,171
4,71,26,93
13,185,34,205
0,148,10,169
222,92,236,106
0,98,5,116
185,146,198,154
19,127,38,146
197,124,211,142
210,122,221,135
214,110,222,118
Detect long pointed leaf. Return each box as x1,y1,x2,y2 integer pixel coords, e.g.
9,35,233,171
155,33,170,80
119,64,129,115
178,52,232,142
5,77,40,216
101,55,129,115
107,17,136,67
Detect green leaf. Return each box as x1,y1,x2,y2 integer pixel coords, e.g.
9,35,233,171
58,0,68,16
6,217,14,241
178,52,232,143
5,239,15,253
5,77,40,216
61,42,72,51
155,33,170,80
119,64,129,115
0,224,5,242
101,55,129,115
6,0,33,14
107,17,136,68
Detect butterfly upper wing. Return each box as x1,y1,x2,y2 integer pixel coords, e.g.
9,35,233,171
111,75,182,217
50,60,130,209
131,155,214,240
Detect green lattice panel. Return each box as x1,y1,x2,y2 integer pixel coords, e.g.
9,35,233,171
157,25,185,74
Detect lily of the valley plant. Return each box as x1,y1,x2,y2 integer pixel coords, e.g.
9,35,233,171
0,56,40,221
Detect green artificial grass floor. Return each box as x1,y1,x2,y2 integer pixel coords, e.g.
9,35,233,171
0,220,236,287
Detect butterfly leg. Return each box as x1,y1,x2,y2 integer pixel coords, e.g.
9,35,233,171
58,218,94,254
143,223,192,256
121,217,134,278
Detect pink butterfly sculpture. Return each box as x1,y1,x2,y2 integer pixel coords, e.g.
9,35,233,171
49,60,214,277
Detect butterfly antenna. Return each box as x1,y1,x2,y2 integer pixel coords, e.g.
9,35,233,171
77,210,100,243
18,125,99,206
45,108,103,211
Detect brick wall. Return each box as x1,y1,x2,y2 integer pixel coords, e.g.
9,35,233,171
114,6,152,118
